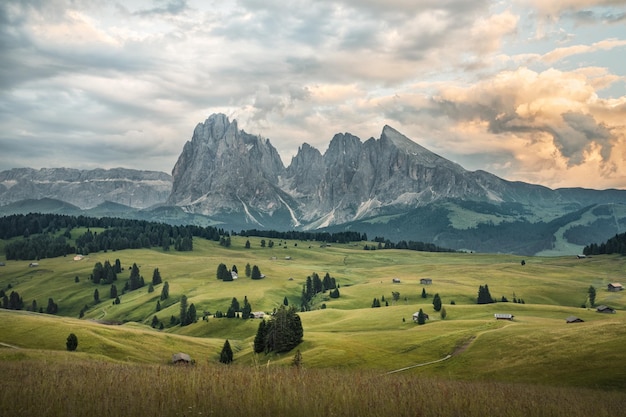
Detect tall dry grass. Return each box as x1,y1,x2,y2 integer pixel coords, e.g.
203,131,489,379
1,359,625,417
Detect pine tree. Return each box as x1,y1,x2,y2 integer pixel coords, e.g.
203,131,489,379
230,297,240,312
588,286,596,307
477,284,494,304
156,300,161,312
432,293,442,312
283,296,289,306
254,320,267,353
241,298,252,319
245,263,251,277
216,263,229,280
66,333,78,351
251,265,262,280
152,268,162,285
179,295,188,326
160,281,169,301
417,308,426,325
440,307,447,320
245,240,251,249
129,263,142,290
93,288,100,303
264,306,303,353
110,284,117,299
187,303,197,324
220,339,233,364
421,288,427,298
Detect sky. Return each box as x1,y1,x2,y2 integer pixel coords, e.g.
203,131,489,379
1,0,625,190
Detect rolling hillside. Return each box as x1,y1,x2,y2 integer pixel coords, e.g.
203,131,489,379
1,235,625,389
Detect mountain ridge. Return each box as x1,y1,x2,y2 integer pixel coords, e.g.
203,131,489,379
2,113,626,255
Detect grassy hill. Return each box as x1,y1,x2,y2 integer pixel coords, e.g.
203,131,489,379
1,236,625,390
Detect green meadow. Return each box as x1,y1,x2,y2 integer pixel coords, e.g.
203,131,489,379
1,235,626,416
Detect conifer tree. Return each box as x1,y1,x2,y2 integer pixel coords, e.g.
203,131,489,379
220,340,233,364
254,320,267,353
245,263,251,277
110,284,117,299
160,281,169,300
417,308,426,325
588,286,596,307
152,268,162,285
241,298,252,319
251,265,262,280
179,295,188,326
216,263,228,280
129,263,142,290
264,306,303,353
66,333,78,351
421,288,427,298
187,303,197,324
477,284,494,304
93,288,100,303
432,293,442,312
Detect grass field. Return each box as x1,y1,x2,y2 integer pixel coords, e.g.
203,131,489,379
1,235,625,393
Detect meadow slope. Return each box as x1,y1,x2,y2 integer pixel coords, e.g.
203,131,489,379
1,236,625,389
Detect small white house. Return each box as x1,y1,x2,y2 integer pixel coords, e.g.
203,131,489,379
252,312,266,319
73,255,84,261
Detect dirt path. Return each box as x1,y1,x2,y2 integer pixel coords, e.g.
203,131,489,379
0,341,20,349
385,336,475,375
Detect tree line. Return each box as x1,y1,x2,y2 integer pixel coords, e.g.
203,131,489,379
583,232,626,255
1,213,230,260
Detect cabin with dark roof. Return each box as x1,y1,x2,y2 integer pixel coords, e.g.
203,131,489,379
565,316,584,323
596,305,616,314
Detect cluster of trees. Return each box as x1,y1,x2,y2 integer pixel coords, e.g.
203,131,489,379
216,263,262,280
477,285,495,304
253,306,303,354
1,289,24,310
584,232,626,255
218,296,252,319
3,234,74,260
369,237,455,253
1,288,58,314
91,259,121,284
238,229,367,244
178,295,197,326
1,213,234,260
301,272,338,310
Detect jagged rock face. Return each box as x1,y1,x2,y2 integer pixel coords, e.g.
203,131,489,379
167,114,287,218
167,114,511,228
0,168,172,209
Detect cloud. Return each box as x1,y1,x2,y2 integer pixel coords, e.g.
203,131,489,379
0,0,625,190
541,39,626,63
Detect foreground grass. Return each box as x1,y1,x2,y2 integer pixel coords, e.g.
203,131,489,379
1,358,625,417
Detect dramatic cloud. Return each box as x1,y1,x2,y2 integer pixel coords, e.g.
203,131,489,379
0,0,625,189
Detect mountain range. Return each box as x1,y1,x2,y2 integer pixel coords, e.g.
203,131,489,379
2,113,626,255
